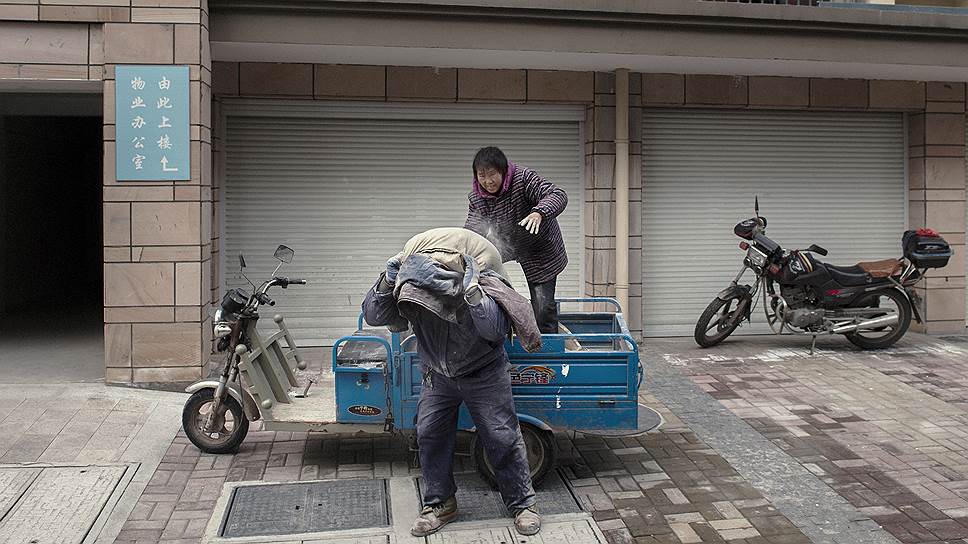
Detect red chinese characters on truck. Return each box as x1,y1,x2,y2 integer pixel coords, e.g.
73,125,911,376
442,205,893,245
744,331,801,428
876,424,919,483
510,366,556,385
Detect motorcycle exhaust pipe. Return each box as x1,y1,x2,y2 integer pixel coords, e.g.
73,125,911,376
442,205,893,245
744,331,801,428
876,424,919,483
832,314,898,334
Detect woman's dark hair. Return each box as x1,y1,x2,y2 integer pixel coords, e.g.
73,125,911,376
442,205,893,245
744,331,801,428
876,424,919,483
472,146,508,178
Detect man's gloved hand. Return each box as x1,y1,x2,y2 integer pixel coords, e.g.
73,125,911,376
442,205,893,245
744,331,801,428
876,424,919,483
379,253,404,292
462,255,483,305
386,253,404,283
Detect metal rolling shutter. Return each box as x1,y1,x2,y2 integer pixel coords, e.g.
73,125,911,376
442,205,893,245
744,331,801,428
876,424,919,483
642,109,905,337
222,100,584,345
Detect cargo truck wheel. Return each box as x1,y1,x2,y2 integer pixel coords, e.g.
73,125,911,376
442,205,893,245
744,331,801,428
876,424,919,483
473,422,556,490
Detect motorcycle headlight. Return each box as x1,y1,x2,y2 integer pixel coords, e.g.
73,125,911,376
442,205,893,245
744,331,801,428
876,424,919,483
747,247,768,268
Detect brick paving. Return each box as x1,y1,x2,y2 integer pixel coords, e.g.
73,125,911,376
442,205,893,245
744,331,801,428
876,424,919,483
111,333,968,544
648,334,968,544
114,391,813,544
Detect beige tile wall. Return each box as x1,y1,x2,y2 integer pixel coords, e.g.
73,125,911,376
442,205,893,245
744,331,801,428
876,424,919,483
910,82,967,334
0,2,214,383
100,5,213,384
584,72,643,333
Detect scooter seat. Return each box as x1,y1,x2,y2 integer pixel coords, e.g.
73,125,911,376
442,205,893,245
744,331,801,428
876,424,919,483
824,264,874,287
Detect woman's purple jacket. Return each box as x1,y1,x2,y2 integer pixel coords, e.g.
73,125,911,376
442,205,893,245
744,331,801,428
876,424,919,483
464,164,568,285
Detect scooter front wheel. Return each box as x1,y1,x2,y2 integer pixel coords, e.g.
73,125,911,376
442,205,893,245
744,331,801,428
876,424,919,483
182,388,249,454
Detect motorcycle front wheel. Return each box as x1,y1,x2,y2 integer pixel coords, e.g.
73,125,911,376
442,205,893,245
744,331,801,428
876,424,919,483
694,294,749,348
182,388,249,454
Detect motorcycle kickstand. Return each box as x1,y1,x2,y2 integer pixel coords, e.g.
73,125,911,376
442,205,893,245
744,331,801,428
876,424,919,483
809,335,817,356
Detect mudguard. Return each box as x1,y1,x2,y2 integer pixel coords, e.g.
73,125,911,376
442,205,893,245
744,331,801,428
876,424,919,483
185,380,261,421
717,284,752,302
516,414,553,432
904,287,924,324
467,413,553,433
716,284,754,321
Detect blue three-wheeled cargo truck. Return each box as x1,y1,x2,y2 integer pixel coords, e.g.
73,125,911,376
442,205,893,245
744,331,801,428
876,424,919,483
182,245,651,485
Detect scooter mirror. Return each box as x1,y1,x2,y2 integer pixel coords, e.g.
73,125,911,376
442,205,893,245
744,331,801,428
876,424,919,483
239,253,247,270
754,196,760,216
274,245,294,264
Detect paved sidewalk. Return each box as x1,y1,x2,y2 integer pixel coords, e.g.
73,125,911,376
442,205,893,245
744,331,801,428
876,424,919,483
647,333,968,544
7,332,968,544
113,386,819,544
0,382,185,543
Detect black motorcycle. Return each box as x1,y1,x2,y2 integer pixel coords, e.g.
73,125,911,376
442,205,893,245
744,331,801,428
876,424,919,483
695,199,952,350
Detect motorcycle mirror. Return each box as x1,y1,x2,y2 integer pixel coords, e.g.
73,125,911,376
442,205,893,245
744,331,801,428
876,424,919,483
274,244,294,264
238,252,247,270
807,244,829,256
754,196,760,217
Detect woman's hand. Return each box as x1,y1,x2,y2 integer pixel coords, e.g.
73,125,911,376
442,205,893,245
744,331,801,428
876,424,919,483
519,212,543,235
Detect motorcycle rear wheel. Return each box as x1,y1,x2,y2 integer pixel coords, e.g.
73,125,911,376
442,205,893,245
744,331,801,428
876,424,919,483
845,288,912,350
694,295,748,348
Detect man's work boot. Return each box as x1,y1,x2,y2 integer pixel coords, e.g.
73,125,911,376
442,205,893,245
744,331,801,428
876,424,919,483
514,506,541,536
410,496,458,537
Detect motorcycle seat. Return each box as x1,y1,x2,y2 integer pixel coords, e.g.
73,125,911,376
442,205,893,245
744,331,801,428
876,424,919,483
857,258,903,278
824,263,876,287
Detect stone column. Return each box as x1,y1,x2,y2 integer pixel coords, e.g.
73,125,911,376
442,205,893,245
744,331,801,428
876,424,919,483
103,2,213,384
910,82,967,334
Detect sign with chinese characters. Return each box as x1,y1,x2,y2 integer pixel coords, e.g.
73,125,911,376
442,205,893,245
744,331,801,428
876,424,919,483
115,65,190,181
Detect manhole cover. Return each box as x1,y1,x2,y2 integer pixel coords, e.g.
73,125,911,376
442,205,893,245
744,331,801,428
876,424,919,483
417,470,582,522
220,479,389,538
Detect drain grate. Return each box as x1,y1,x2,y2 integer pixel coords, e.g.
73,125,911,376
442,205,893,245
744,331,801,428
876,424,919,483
417,470,582,522
220,479,389,538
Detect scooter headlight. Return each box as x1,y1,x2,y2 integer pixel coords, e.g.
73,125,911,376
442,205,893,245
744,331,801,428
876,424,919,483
214,322,233,339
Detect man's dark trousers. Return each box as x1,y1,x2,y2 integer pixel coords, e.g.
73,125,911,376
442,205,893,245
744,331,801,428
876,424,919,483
416,356,536,512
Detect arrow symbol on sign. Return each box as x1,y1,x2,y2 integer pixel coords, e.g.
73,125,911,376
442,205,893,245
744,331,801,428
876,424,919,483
161,156,179,172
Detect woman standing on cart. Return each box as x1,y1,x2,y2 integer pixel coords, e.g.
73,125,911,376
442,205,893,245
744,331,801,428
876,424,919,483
464,146,569,333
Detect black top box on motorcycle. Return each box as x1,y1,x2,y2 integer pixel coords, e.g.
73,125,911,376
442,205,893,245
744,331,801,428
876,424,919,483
903,229,952,269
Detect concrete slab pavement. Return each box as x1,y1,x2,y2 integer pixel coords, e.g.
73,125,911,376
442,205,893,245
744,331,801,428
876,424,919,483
0,382,185,543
